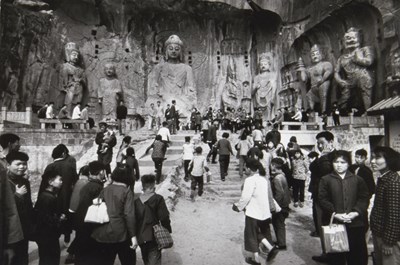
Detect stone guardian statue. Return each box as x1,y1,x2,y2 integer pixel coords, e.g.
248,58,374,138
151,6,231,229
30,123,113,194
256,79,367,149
252,52,278,120
298,44,333,113
334,27,375,112
98,63,123,121
60,42,87,116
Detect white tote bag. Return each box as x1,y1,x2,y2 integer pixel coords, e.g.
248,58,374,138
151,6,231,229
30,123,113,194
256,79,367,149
84,200,110,224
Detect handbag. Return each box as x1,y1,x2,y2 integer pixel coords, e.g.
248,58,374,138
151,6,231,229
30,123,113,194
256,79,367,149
153,222,174,249
145,203,173,249
321,213,350,253
84,199,110,224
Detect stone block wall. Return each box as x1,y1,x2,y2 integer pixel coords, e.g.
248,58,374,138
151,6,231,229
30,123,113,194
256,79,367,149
1,128,97,174
330,126,385,160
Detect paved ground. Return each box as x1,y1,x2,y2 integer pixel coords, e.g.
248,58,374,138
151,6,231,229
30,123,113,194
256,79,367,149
27,130,374,265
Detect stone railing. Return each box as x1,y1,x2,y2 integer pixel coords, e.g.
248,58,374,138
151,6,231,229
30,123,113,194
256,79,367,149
326,113,383,129
0,107,32,126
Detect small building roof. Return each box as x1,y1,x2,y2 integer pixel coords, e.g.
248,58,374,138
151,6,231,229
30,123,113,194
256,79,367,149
367,96,400,115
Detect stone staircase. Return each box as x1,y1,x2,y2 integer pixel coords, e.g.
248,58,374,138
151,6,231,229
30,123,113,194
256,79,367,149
205,156,243,202
138,129,244,202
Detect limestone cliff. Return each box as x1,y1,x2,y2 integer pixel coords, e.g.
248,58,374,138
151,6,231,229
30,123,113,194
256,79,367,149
0,0,399,117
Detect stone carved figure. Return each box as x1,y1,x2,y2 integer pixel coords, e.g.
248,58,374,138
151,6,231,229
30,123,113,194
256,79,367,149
60,42,87,115
2,70,19,111
298,45,333,113
98,63,123,121
334,28,375,112
252,52,278,120
221,58,241,110
148,35,197,117
387,50,400,96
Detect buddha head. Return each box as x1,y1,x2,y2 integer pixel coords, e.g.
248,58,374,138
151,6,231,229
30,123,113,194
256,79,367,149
344,27,361,50
65,42,80,65
104,63,116,78
259,52,273,73
310,45,323,63
165,35,184,62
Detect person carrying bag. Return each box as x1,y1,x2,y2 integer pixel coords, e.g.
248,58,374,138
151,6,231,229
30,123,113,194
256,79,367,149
135,174,172,265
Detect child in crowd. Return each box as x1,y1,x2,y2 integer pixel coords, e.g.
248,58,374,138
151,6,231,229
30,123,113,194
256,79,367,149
215,132,234,181
182,136,194,182
270,158,291,250
35,169,65,265
189,146,209,200
291,150,309,207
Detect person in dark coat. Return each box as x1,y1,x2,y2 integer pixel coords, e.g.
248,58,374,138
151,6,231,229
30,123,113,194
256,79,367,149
74,161,106,265
349,148,375,199
319,150,370,265
135,174,171,265
206,121,218,163
169,100,177,134
116,100,128,136
91,166,137,265
40,144,78,247
312,131,336,263
145,135,167,184
96,122,117,175
35,170,64,265
125,147,140,191
307,151,320,237
6,151,32,265
265,123,281,147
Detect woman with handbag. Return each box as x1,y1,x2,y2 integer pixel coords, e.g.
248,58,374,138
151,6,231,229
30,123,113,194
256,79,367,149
135,174,172,265
91,165,137,265
318,150,370,265
370,146,400,265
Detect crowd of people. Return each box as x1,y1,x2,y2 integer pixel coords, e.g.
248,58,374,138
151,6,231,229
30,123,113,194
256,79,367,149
1,99,400,265
0,131,171,265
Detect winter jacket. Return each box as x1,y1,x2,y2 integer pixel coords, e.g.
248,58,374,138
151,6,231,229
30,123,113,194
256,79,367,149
134,193,171,247
318,171,369,228
92,183,136,243
291,158,309,180
96,130,117,165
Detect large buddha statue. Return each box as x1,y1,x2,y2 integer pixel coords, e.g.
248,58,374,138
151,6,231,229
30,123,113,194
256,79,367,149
334,27,375,112
98,63,123,120
147,34,197,117
298,44,333,113
59,42,87,115
252,52,278,120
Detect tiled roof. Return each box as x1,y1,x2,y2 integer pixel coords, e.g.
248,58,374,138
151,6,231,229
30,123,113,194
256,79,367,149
367,96,400,114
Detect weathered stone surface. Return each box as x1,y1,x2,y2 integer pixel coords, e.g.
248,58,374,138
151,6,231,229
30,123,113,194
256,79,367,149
0,0,399,118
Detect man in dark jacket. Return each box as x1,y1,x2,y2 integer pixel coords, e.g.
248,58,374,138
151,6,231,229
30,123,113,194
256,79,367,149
40,144,78,247
6,151,32,265
116,100,128,136
169,100,177,134
307,151,320,237
349,148,375,198
74,161,105,265
0,133,24,264
96,122,117,175
265,123,281,147
207,120,218,163
135,174,171,265
312,131,336,263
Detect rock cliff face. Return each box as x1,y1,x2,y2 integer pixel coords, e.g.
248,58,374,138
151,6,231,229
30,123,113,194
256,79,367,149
0,0,399,117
